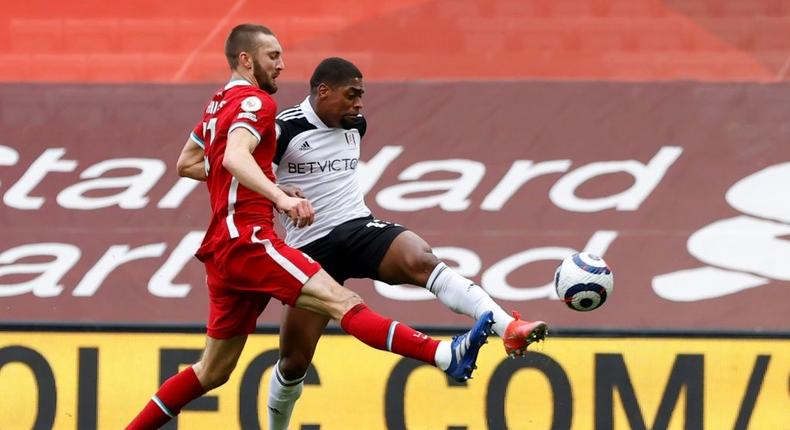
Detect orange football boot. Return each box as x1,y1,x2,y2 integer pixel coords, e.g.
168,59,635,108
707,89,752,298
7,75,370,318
502,311,548,358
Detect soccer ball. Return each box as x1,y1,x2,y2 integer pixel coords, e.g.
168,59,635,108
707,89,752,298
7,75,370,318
554,252,613,312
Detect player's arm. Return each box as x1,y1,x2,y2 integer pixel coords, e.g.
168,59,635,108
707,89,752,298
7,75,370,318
223,128,314,227
176,138,207,181
278,184,305,198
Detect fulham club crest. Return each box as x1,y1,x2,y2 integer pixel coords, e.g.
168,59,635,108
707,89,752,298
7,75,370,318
344,131,358,148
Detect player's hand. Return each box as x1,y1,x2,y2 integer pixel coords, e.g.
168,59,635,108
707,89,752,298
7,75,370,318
275,195,314,228
277,184,305,198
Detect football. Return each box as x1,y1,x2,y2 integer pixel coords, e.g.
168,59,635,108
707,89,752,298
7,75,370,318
554,252,613,312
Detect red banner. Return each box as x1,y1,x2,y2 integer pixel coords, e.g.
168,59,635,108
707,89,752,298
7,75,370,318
1,82,787,331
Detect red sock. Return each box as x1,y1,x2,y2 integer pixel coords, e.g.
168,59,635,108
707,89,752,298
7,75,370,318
340,303,439,366
127,366,206,429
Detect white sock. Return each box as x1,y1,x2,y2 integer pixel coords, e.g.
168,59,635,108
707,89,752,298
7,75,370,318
434,340,452,370
267,361,305,430
426,262,514,336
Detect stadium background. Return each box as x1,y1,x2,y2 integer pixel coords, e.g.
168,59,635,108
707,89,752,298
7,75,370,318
1,0,788,428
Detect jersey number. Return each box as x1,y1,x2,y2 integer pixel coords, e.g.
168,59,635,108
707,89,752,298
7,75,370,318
202,118,218,175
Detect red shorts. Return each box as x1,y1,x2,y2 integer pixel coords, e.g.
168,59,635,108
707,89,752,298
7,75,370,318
203,225,321,339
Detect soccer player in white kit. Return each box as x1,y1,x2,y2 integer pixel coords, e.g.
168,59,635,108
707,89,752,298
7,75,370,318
267,57,549,429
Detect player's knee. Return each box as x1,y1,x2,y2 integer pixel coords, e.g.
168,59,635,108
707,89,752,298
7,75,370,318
202,366,233,390
404,251,440,284
278,355,310,381
422,252,441,271
197,359,236,390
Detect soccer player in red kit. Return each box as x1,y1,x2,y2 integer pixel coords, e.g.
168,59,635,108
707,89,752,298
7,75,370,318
126,24,494,429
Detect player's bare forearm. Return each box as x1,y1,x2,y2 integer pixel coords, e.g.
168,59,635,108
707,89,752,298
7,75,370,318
223,128,288,204
179,162,207,181
224,128,315,227
225,150,284,202
177,139,206,181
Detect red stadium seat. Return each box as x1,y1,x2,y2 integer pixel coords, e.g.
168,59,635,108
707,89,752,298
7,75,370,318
0,0,787,82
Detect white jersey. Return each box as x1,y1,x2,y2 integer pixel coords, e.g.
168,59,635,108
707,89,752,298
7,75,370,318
274,97,371,248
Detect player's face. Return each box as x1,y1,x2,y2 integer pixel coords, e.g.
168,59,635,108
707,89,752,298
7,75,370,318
322,78,364,128
251,34,284,94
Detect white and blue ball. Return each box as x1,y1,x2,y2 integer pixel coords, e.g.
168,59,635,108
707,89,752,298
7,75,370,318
554,252,613,312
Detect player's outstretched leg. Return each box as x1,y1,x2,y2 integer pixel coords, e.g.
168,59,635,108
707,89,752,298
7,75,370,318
296,271,494,381
426,262,549,357
380,233,549,359
502,311,548,358
424,262,548,358
444,310,495,381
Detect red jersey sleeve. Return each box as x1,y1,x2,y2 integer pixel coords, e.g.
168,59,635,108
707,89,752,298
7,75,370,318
227,93,276,144
189,122,205,149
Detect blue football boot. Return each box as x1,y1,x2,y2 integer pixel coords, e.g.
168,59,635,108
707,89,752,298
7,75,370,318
444,310,495,382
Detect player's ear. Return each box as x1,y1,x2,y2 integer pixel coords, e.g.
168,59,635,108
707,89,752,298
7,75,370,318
317,83,331,99
239,52,252,69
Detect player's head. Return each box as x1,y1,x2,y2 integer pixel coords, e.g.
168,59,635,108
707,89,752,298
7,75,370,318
225,24,284,93
310,57,364,129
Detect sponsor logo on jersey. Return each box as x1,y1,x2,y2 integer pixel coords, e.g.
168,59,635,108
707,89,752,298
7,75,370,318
241,96,262,112
287,158,358,174
237,112,258,122
298,141,312,151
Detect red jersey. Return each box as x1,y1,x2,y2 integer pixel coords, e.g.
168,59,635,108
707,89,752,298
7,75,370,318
189,80,278,261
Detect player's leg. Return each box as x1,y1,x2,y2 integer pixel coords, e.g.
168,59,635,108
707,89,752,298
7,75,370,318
268,306,329,430
377,230,512,330
378,230,548,357
128,253,268,429
193,334,249,389
295,269,494,381
251,230,490,429
127,335,247,429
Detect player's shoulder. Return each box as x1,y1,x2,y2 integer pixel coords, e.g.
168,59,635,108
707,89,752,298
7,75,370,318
275,104,306,122
275,105,316,135
228,86,276,112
